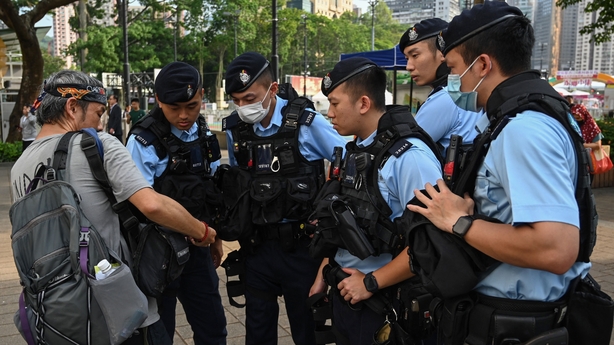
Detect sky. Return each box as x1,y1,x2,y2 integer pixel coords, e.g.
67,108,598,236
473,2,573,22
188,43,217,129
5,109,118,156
36,0,373,38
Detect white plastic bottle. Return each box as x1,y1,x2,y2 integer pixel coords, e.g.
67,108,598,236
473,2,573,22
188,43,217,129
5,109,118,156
95,259,117,280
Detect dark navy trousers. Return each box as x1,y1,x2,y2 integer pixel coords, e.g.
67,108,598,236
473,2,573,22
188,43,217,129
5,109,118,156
244,237,320,345
159,246,227,345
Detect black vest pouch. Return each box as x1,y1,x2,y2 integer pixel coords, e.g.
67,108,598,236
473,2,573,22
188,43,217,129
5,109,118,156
566,273,614,345
285,175,318,220
156,174,208,220
250,177,285,225
217,166,253,241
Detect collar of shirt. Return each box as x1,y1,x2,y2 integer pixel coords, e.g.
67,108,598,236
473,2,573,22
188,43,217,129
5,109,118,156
475,112,490,135
170,121,199,142
252,96,287,133
356,130,378,148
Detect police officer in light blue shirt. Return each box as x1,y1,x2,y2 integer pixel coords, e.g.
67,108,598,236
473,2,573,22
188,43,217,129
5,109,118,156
408,3,591,344
222,52,347,345
399,18,482,154
309,57,442,345
126,62,227,345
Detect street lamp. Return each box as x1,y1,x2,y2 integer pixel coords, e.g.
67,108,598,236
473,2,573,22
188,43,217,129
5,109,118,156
272,0,279,81
120,0,130,103
301,14,308,97
368,0,378,51
223,10,240,58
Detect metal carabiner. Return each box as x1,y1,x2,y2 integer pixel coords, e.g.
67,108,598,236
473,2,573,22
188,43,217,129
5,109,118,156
271,156,280,173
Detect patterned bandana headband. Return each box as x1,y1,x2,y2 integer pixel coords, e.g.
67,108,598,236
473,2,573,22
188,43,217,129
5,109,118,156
47,83,107,104
31,83,108,114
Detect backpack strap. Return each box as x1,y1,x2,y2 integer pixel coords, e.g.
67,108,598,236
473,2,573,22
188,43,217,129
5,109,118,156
80,131,141,252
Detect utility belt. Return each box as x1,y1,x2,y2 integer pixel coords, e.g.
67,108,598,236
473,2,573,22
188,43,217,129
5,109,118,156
311,262,424,345
249,221,311,252
439,293,567,345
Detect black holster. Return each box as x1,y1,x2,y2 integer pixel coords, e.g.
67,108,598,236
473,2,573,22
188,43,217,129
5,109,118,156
464,294,566,345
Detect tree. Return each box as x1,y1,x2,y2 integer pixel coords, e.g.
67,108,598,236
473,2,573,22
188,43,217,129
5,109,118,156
0,0,77,142
557,0,614,43
42,49,69,79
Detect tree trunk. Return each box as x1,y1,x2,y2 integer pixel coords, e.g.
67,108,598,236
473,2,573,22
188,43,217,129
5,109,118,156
6,31,44,143
215,47,226,100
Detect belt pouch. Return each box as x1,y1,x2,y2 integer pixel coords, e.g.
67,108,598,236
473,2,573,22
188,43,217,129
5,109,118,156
439,295,474,345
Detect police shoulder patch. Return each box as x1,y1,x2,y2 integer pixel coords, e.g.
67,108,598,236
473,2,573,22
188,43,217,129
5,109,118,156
388,139,413,158
222,112,240,131
299,109,317,127
133,128,157,147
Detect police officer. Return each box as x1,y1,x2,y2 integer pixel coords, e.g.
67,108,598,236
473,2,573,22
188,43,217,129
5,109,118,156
407,2,592,344
399,18,481,154
222,52,347,345
126,62,227,345
308,57,442,345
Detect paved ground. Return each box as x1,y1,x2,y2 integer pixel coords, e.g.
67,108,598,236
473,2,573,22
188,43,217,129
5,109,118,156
1,160,613,344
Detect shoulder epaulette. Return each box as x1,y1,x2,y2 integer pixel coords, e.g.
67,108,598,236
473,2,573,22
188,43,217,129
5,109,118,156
131,127,158,147
222,112,240,131
298,108,317,127
388,139,413,158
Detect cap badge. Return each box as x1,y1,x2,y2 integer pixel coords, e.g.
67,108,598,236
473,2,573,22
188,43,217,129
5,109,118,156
187,85,193,98
409,28,418,41
239,70,250,85
437,33,445,51
323,74,332,89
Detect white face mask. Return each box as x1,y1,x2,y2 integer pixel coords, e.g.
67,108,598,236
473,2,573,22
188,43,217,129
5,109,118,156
237,84,273,124
447,56,488,112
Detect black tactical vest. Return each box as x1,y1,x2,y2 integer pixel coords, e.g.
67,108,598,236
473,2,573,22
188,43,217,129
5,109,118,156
336,105,443,256
222,98,326,225
129,107,222,223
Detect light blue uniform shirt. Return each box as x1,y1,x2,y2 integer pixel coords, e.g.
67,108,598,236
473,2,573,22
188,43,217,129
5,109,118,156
226,96,347,166
415,88,482,154
335,130,443,273
126,121,220,185
472,111,591,301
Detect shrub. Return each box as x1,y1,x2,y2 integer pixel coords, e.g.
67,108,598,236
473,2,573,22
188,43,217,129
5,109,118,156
0,141,23,162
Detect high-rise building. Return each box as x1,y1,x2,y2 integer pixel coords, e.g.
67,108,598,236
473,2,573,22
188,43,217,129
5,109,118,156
531,0,562,77
574,0,614,75
312,0,354,18
385,0,460,27
508,0,535,22
559,4,578,71
53,4,78,68
287,0,313,12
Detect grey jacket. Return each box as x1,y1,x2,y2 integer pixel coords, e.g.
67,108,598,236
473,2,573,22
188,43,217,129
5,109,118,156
20,114,38,141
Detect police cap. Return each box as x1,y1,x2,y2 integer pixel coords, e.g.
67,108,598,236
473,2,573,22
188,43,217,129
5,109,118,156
321,57,377,96
225,52,270,94
155,62,202,104
399,18,448,52
440,1,524,55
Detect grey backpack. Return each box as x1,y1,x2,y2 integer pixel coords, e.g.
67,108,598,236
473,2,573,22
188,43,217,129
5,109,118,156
10,130,147,345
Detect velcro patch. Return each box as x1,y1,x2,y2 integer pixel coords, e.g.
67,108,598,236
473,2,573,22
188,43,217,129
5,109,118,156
388,140,412,158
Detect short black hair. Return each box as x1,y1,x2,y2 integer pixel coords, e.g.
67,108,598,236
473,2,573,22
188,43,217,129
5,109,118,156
130,98,139,103
255,65,274,89
456,16,534,77
108,94,117,101
343,67,387,113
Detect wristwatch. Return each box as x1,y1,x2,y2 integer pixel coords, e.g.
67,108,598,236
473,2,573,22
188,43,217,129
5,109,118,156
363,272,379,293
452,215,475,239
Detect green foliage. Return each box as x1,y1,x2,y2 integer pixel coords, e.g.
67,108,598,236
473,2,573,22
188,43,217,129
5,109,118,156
557,0,614,43
0,141,23,162
42,49,68,79
63,0,407,101
597,119,614,146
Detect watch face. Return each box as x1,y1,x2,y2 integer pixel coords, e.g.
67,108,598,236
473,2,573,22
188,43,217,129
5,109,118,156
453,216,473,237
364,274,378,293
